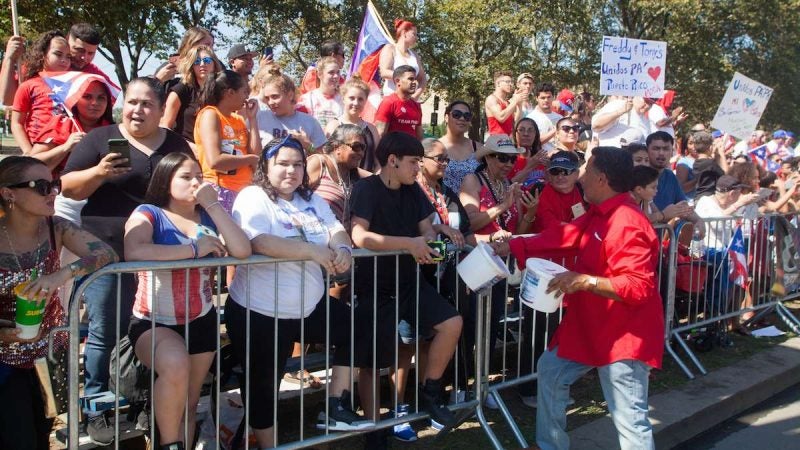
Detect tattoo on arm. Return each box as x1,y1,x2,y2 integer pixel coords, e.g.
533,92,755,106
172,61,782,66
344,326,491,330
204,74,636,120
55,217,119,276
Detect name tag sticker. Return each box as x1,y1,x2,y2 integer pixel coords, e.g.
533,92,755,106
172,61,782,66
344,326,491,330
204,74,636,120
571,202,586,219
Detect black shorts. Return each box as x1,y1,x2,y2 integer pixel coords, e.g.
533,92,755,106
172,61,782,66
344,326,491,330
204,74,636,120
127,307,218,355
353,280,460,369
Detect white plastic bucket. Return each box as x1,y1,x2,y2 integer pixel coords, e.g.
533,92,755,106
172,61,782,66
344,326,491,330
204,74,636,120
520,258,568,313
456,241,510,291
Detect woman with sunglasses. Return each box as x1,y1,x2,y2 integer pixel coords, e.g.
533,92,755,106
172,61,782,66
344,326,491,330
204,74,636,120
440,101,485,195
0,156,117,450
194,70,261,212
509,117,547,185
160,45,223,149
226,136,369,448
553,116,584,162
123,153,250,450
323,77,380,172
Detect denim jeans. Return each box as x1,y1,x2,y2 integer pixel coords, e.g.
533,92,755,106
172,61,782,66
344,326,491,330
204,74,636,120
536,348,654,450
80,273,135,403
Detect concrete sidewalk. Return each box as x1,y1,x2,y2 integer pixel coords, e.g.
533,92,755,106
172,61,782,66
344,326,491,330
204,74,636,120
568,336,800,449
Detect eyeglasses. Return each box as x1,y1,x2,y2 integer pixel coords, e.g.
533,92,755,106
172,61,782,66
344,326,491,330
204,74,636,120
194,56,214,65
560,125,581,133
347,142,366,153
491,154,518,164
548,168,575,177
424,154,450,164
7,178,61,196
450,110,472,121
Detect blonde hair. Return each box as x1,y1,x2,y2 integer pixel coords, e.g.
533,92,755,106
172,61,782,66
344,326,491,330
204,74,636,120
250,61,279,93
177,27,213,58
261,66,297,101
178,45,223,88
340,75,369,97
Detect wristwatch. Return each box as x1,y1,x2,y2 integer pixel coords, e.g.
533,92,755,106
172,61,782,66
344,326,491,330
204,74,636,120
587,276,599,290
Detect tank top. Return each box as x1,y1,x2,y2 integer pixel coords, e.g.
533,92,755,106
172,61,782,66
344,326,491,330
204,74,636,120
312,154,358,232
443,141,479,194
194,106,253,192
0,220,66,369
487,95,515,135
382,47,420,96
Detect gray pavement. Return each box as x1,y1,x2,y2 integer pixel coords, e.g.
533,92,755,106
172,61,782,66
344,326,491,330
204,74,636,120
568,336,800,449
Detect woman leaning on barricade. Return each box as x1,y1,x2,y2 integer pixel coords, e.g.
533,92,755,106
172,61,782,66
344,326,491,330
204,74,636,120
225,136,371,448
123,152,250,450
0,156,117,450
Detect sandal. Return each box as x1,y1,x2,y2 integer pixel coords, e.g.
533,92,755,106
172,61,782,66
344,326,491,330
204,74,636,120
283,370,323,389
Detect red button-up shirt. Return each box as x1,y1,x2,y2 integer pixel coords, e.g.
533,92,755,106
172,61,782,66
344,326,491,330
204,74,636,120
509,193,665,369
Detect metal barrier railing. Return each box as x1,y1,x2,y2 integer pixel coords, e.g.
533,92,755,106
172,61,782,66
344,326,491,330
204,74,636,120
49,216,800,449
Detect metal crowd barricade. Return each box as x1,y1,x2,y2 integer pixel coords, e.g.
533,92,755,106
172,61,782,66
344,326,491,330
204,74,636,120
56,247,500,450
665,214,800,379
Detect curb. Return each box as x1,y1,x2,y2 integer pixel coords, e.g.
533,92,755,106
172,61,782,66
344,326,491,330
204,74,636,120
568,336,800,449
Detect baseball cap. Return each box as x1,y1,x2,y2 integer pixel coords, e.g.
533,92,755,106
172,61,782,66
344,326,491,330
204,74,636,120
619,127,646,147
482,134,524,155
557,89,575,112
549,151,579,171
787,131,796,138
711,130,723,139
227,44,258,60
716,175,746,192
517,72,534,83
773,130,788,139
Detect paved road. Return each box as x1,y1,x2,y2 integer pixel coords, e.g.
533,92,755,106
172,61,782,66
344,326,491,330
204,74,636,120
676,383,800,449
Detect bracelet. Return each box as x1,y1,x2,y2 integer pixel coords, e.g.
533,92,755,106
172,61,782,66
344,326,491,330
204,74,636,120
190,242,199,259
335,245,352,255
204,201,222,211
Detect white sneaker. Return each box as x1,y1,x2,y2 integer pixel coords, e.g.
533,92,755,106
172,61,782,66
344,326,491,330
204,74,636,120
484,393,499,410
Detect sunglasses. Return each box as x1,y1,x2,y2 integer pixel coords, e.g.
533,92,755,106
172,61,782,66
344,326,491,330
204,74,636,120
450,110,472,121
424,154,450,164
548,168,575,177
560,125,581,133
347,142,366,152
7,178,61,196
491,154,518,164
194,56,214,65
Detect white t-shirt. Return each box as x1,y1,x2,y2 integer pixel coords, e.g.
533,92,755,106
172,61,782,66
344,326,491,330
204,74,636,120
593,99,651,147
526,108,563,152
254,103,327,150
229,186,345,319
296,89,343,129
648,104,674,137
694,195,732,251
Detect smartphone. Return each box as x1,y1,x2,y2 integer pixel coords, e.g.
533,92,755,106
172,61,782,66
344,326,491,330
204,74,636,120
196,225,218,239
427,240,446,262
108,139,131,168
263,46,273,59
523,179,545,195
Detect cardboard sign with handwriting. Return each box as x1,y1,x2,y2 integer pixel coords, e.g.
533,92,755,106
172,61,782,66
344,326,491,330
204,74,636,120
600,36,667,98
710,72,773,140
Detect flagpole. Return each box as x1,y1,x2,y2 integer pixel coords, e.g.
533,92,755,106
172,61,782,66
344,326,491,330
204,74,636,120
63,105,84,133
10,0,19,36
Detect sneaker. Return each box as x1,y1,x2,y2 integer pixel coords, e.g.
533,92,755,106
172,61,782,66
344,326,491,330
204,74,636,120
419,379,457,428
429,417,444,431
398,320,415,345
484,392,499,410
86,413,114,446
135,407,151,432
519,394,537,409
450,389,467,404
392,404,418,442
316,390,373,431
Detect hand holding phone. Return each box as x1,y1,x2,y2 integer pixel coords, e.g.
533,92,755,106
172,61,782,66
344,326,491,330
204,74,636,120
108,139,131,168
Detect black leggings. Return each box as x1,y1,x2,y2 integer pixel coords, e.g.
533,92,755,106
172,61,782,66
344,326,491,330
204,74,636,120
225,296,353,430
0,366,53,450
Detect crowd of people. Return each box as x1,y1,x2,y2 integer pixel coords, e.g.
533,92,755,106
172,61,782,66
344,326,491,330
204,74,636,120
1,18,798,450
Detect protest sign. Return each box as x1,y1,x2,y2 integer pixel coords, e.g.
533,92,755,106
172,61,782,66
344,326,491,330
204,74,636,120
599,36,667,98
710,72,773,141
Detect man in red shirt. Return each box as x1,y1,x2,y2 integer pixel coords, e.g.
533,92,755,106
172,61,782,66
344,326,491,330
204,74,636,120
375,65,423,140
492,147,663,450
532,151,587,232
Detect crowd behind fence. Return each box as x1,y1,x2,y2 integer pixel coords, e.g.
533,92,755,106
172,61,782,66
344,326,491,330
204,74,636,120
51,216,800,449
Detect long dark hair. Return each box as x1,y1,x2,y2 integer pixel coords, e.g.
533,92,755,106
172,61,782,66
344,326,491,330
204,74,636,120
0,156,48,215
513,117,542,156
199,69,245,107
23,30,66,79
254,137,313,202
73,80,115,125
144,152,199,207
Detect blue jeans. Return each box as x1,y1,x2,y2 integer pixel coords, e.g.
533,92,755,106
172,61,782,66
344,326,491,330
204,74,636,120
80,273,135,402
536,348,654,450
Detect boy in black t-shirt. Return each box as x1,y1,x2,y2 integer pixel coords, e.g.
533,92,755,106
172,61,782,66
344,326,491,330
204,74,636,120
350,132,463,436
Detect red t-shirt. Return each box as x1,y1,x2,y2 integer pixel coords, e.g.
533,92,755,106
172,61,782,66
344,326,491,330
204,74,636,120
12,77,59,143
533,184,587,233
509,193,664,369
375,93,421,137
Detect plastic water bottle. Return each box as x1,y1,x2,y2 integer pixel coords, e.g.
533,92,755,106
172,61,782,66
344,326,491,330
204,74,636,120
689,229,705,259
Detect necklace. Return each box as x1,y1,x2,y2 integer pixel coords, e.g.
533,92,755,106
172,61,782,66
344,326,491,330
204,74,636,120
2,220,44,272
420,178,449,225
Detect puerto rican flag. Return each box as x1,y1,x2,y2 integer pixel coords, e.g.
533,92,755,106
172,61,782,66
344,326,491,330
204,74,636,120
41,71,121,111
726,225,748,288
348,0,394,122
748,144,768,168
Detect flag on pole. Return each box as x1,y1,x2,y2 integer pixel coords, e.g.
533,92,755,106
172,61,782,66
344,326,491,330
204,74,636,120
348,0,394,122
748,143,768,168
726,225,748,288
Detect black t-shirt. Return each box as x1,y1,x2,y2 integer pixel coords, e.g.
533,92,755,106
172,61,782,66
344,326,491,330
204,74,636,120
170,82,201,142
351,175,435,295
693,158,725,199
62,125,192,257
